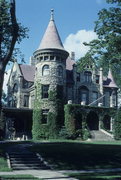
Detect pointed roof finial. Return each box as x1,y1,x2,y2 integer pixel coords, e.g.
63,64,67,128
50,9,54,21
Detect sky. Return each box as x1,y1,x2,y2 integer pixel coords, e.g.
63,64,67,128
4,0,111,92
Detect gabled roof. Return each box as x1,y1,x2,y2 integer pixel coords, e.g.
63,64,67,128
103,69,118,88
19,64,35,82
38,9,64,51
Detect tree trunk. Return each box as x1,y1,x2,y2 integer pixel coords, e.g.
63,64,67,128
0,65,5,139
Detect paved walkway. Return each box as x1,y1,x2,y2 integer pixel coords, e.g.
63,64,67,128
1,168,121,179
0,170,77,180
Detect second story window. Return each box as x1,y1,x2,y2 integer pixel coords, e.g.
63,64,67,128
77,73,80,82
42,65,50,76
23,95,29,107
96,75,99,84
42,85,49,98
13,83,18,93
57,66,63,77
92,92,98,105
84,71,92,82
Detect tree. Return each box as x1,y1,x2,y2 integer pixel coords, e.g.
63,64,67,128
0,0,28,138
78,0,121,86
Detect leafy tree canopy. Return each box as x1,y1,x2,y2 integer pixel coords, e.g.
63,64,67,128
0,0,28,61
77,0,121,87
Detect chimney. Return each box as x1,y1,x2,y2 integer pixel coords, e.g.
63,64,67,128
70,52,75,60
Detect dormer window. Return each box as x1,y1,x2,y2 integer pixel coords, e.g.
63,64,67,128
42,65,50,76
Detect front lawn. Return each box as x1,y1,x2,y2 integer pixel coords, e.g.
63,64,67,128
31,141,121,170
67,172,121,179
0,175,41,179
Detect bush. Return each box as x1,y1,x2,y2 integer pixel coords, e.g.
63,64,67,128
114,108,121,140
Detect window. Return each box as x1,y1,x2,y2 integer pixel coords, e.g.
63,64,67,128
44,56,49,60
96,75,99,84
23,79,28,88
57,85,63,99
57,66,63,77
84,71,92,82
40,56,43,60
56,56,60,60
42,65,49,76
42,85,49,98
42,109,49,124
12,96,17,107
92,92,98,105
23,95,29,107
13,83,18,93
50,56,54,60
79,86,89,105
76,73,80,82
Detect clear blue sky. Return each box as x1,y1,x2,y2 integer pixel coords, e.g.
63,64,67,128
14,0,110,63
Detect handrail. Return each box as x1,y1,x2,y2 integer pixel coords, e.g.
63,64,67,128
88,95,105,106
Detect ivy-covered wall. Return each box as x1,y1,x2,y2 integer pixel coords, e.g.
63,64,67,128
32,79,117,140
32,82,64,140
64,104,116,140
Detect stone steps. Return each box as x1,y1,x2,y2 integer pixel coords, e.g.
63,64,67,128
8,152,49,170
90,130,114,141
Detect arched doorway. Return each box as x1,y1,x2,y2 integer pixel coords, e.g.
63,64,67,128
103,115,111,130
86,111,99,130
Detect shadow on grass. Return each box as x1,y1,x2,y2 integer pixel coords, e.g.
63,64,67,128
30,141,121,170
68,172,121,180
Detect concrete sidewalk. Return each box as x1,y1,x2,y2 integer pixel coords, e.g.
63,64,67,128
0,170,77,180
1,168,121,179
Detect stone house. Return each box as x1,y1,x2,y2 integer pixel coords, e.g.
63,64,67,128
6,10,118,139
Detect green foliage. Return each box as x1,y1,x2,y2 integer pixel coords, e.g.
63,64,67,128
32,82,42,140
114,108,121,140
77,52,95,72
32,83,64,139
0,0,28,58
0,112,5,140
64,104,91,140
78,0,121,86
48,90,57,101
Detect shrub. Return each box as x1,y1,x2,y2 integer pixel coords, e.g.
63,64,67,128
114,108,121,140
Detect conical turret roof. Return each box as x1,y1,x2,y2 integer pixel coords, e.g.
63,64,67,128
38,9,64,51
103,68,118,88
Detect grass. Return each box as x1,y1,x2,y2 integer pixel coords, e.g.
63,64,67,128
67,172,121,179
0,175,41,179
1,140,121,172
31,141,121,170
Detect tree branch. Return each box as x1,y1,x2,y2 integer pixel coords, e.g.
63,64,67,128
4,0,19,66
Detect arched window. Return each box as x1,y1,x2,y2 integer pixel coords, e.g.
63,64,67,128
57,66,63,77
42,65,49,76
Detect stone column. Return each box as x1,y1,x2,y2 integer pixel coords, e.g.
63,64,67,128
110,117,113,131
99,67,103,105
